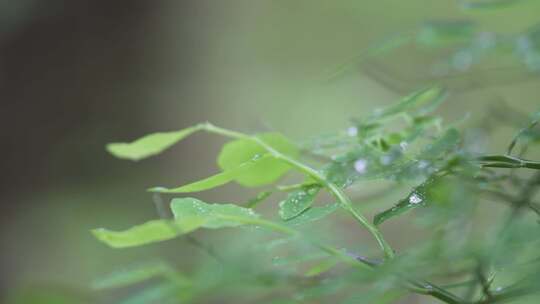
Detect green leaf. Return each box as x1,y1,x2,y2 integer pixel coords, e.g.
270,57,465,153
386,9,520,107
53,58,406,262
92,261,189,290
304,258,339,277
279,185,321,220
92,218,204,248
459,0,526,10
217,133,299,187
285,203,339,226
93,198,261,248
170,197,260,229
374,178,436,226
366,87,446,123
246,190,273,208
418,128,460,160
106,125,202,161
416,20,475,48
148,155,273,193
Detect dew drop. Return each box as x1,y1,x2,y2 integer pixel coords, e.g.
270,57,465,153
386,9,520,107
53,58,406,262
347,126,358,137
409,193,423,205
380,155,393,166
354,159,368,174
399,141,408,150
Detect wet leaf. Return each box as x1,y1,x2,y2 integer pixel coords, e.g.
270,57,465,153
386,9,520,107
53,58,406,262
217,133,299,187
170,197,260,229
374,178,437,226
279,185,321,220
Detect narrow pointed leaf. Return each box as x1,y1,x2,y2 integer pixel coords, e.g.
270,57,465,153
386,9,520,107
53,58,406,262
279,185,321,220
285,203,339,226
92,218,204,248
367,87,446,123
149,155,272,193
305,258,339,277
374,179,436,226
92,261,189,290
106,125,202,161
217,133,299,187
416,20,475,48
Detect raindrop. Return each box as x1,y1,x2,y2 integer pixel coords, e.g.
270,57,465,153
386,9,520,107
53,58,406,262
417,160,430,169
409,193,423,205
399,141,408,150
354,159,368,174
452,50,473,71
380,155,393,166
347,126,358,137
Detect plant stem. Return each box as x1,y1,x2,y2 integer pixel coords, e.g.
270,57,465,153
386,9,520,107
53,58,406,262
202,122,395,259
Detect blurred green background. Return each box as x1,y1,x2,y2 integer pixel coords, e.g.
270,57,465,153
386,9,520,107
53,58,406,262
1,0,539,303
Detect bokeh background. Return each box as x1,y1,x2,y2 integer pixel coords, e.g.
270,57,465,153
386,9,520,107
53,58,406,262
1,0,539,303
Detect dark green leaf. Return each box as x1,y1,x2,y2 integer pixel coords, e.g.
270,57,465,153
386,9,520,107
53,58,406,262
374,178,436,226
279,185,321,220
285,203,339,226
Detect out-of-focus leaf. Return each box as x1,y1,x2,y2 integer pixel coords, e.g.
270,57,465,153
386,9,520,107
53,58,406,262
418,128,461,160
304,258,339,277
217,133,299,187
327,34,412,80
118,282,189,304
92,261,189,290
285,203,339,226
366,87,446,123
279,185,321,220
170,197,260,229
148,155,272,193
416,20,475,48
459,0,526,10
246,190,273,208
106,125,202,161
92,218,204,248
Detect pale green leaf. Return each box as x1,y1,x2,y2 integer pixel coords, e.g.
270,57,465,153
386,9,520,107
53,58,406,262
92,218,204,248
217,133,299,187
106,125,202,161
148,155,272,193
